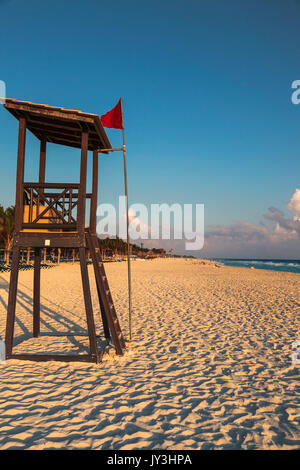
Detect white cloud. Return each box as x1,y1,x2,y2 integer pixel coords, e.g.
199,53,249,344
287,188,300,220
192,189,300,257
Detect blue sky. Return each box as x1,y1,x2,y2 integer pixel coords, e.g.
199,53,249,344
1,0,300,257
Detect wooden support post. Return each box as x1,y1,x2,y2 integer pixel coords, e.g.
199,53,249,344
98,283,110,339
5,247,20,355
86,232,125,353
89,236,110,339
78,131,88,235
90,150,98,234
33,248,41,338
79,247,99,361
15,117,26,232
39,140,46,184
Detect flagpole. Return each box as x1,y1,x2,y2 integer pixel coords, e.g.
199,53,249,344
120,98,132,341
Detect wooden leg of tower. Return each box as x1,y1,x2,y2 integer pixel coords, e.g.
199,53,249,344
97,283,110,339
86,232,125,355
86,233,109,338
79,247,99,362
33,248,41,338
5,247,20,356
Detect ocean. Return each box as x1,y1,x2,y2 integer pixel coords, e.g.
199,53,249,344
211,259,300,274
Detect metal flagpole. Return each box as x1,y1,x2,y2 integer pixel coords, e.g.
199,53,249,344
120,98,132,340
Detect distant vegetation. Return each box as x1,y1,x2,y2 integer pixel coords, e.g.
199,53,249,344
98,235,167,258
0,204,170,264
0,205,15,264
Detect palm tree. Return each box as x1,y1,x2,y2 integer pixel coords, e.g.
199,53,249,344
0,205,15,264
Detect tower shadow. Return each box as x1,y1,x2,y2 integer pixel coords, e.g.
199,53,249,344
0,274,106,354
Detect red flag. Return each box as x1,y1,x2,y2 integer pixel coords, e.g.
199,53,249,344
100,99,123,129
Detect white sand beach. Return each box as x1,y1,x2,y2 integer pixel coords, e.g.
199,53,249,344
0,258,299,450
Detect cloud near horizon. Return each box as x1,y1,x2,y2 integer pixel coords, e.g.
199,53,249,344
199,189,300,258
287,188,300,220
140,189,300,258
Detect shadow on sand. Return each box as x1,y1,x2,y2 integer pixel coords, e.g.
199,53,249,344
0,274,105,354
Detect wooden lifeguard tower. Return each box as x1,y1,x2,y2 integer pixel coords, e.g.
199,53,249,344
4,98,126,363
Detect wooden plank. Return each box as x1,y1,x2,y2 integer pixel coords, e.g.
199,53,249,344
14,117,26,232
79,247,98,358
5,247,20,355
98,283,110,339
7,354,98,363
5,102,96,124
90,150,98,234
47,134,97,151
33,248,41,338
17,232,81,239
39,192,91,198
33,128,82,141
16,239,83,248
39,140,46,184
15,234,84,248
24,182,80,189
28,187,33,223
43,136,97,151
86,233,125,355
36,192,78,198
87,234,110,340
30,130,87,150
77,131,88,234
29,125,101,143
68,189,73,223
21,223,76,230
27,117,84,132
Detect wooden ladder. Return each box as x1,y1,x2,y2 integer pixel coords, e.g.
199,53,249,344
86,231,126,356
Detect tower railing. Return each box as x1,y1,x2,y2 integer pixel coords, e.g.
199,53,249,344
22,182,81,231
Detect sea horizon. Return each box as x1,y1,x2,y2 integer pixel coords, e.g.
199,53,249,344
210,258,300,274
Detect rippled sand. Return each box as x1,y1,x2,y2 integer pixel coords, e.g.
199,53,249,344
0,259,299,449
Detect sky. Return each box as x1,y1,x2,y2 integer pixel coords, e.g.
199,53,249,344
1,0,300,258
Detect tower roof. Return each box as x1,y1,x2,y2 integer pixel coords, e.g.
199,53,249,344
4,98,112,151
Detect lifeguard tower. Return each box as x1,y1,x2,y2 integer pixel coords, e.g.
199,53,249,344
4,98,126,363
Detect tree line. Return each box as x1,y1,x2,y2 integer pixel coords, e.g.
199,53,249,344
0,204,167,264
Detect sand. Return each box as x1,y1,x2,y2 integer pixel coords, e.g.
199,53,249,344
0,258,299,450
